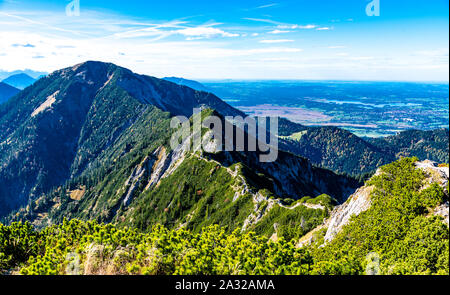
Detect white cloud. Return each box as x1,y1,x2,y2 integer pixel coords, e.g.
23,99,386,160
268,29,290,34
177,27,239,38
298,25,317,29
112,23,239,40
243,18,282,25
277,24,316,30
247,47,302,54
256,3,278,9
349,56,375,61
0,9,447,81
259,39,294,44
414,49,449,58
316,27,331,31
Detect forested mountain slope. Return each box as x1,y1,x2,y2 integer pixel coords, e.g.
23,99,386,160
1,158,447,275
0,82,20,104
368,129,449,164
0,62,358,235
0,61,448,275
5,108,358,238
301,158,449,274
279,123,449,176
0,61,243,216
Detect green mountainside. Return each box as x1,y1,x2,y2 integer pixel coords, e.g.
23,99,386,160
368,129,449,164
0,82,20,104
0,61,357,237
0,61,243,216
309,158,449,275
5,107,357,238
279,122,449,176
1,158,447,275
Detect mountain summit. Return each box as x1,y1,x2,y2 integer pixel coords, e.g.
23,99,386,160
0,61,238,215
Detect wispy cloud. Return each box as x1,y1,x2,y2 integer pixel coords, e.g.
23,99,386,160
12,43,35,48
0,9,306,79
0,3,447,81
299,25,317,29
242,18,283,25
256,3,278,9
349,56,375,61
259,39,294,44
268,29,290,34
0,11,89,36
177,27,239,39
277,24,317,29
111,22,240,41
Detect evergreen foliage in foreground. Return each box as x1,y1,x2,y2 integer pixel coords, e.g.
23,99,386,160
311,157,449,275
1,220,317,275
0,158,448,275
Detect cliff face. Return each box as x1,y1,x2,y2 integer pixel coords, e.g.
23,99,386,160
323,185,373,242
208,149,359,203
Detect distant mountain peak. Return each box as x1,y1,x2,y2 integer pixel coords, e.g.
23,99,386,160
163,76,209,92
8,73,31,78
2,73,36,90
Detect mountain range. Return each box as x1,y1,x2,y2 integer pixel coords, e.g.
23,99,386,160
0,70,47,81
0,61,358,225
0,61,448,275
1,61,448,223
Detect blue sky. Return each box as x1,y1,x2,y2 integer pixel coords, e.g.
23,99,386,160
0,0,448,81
